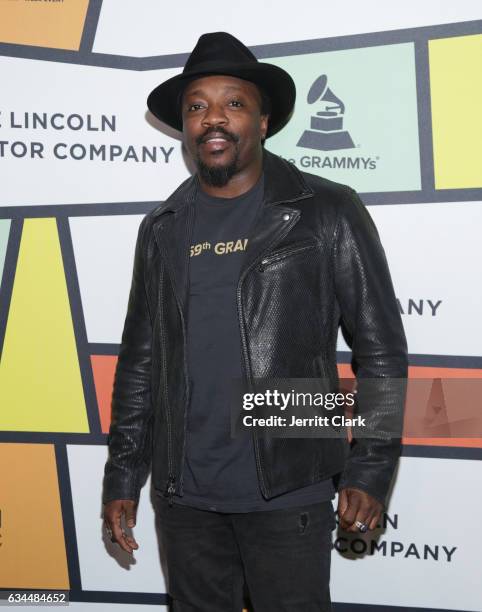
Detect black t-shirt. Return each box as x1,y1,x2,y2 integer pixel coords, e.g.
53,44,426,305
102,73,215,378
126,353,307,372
174,172,335,512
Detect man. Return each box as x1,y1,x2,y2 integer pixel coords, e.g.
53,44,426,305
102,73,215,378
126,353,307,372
102,32,408,611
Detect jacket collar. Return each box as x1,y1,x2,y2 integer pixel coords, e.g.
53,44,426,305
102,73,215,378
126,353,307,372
151,148,314,323
151,147,314,217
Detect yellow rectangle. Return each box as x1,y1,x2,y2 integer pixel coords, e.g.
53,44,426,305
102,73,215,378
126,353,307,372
429,34,482,189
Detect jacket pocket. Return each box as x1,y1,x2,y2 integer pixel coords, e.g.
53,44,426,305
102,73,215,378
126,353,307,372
257,240,320,271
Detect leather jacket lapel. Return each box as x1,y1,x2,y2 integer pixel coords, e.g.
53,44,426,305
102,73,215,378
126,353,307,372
238,204,301,278
238,149,314,274
150,148,314,319
152,191,196,320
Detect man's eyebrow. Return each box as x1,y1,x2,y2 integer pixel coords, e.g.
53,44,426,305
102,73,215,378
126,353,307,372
184,85,244,97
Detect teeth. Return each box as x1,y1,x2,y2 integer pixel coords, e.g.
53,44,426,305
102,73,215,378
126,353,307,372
206,137,227,142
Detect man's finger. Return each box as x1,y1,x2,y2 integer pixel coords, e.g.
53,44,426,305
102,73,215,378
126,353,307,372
337,489,348,518
124,532,139,550
103,520,115,541
339,491,361,531
349,506,373,533
111,525,138,554
110,515,129,551
102,500,140,553
119,529,139,553
125,504,137,528
368,510,382,531
108,509,128,552
114,513,139,553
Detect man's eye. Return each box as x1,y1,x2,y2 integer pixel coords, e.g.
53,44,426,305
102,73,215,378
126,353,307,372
229,100,242,107
187,103,203,111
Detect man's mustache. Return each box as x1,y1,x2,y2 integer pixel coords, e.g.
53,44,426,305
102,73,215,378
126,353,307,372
196,127,239,145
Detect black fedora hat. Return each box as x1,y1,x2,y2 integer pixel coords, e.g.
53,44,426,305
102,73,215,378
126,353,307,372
147,32,296,137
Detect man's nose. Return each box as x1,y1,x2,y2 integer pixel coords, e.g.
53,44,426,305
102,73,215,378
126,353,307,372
201,103,228,127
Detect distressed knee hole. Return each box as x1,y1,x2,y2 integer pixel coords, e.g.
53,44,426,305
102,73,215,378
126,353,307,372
299,512,309,534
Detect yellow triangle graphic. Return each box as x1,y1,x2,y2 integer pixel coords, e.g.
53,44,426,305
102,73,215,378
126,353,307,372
0,218,89,432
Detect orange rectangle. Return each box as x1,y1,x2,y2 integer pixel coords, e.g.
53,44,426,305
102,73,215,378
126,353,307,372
0,443,69,588
0,0,89,50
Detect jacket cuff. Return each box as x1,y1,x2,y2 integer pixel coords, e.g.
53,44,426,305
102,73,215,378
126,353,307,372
337,460,398,509
102,468,141,505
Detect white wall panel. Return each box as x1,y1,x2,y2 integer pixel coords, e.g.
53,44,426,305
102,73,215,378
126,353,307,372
332,456,482,610
94,0,482,57
0,58,188,206
337,201,482,357
67,445,166,593
69,214,143,344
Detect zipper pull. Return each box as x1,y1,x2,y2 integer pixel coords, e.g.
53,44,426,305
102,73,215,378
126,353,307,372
258,259,268,272
165,476,176,507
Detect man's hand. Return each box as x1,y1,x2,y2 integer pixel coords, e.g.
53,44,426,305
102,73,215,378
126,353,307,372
337,487,383,532
103,499,139,554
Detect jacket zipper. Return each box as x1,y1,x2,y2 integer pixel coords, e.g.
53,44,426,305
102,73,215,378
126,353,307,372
178,197,196,498
258,241,319,271
157,198,195,506
166,475,176,507
236,207,302,498
158,263,175,505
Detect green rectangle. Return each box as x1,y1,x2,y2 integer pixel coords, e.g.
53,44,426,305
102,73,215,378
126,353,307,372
266,43,421,193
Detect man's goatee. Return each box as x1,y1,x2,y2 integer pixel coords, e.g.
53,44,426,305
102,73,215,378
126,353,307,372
196,153,240,188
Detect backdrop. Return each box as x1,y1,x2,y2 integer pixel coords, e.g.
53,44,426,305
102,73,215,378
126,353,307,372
0,1,481,611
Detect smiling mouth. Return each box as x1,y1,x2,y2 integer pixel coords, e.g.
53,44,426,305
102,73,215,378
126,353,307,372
201,136,230,144
199,135,233,155
201,134,231,144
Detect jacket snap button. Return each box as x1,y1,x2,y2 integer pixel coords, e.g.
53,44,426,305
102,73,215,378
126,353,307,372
282,213,290,221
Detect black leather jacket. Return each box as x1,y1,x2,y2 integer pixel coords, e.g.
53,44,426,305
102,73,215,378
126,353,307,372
102,148,408,509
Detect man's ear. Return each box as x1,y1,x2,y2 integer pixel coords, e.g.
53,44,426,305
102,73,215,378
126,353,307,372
260,114,269,141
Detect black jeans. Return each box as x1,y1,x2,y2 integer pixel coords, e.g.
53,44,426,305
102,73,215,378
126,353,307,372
154,495,336,612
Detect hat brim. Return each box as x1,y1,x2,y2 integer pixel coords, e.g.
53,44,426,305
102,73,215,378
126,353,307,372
147,61,296,137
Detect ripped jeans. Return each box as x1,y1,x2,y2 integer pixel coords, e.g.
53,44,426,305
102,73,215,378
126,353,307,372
154,497,336,612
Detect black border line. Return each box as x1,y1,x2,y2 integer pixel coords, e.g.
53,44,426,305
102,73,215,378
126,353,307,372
0,19,480,70
88,342,120,356
78,347,482,370
57,217,102,436
0,218,22,361
358,190,482,205
55,443,82,594
332,605,473,612
78,0,104,55
0,189,481,221
0,590,472,611
414,39,435,193
1,427,481,461
1,427,481,462
94,347,482,370
338,351,482,369
70,590,168,605
0,432,107,444
0,203,160,220
251,20,482,61
407,354,482,368
402,445,482,460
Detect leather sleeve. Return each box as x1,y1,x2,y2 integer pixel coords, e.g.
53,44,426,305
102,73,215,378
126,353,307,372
102,215,153,505
333,187,408,508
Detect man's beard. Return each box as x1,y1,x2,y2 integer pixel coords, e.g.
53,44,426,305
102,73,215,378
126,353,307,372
194,127,240,187
195,149,240,187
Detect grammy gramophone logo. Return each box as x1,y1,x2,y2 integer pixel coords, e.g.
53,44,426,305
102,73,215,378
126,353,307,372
297,74,355,151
